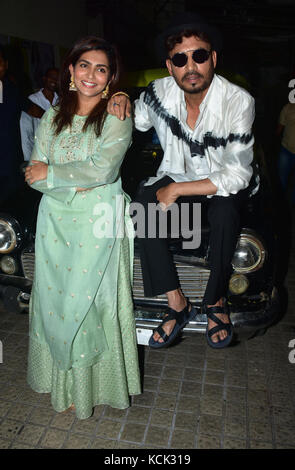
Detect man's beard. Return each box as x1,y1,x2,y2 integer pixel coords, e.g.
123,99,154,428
176,68,214,94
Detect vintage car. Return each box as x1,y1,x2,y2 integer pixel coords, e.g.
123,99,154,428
0,131,281,346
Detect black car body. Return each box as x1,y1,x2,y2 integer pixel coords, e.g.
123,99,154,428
0,136,280,344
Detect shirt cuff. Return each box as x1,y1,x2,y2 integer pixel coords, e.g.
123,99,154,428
208,174,230,197
47,165,76,205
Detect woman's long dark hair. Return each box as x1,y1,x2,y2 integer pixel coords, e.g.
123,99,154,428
53,36,120,136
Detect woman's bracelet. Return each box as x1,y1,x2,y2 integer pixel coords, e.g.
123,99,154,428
111,91,130,99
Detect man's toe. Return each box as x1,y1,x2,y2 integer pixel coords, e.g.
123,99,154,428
153,332,163,343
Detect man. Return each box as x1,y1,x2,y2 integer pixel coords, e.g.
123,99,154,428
0,45,44,202
20,67,59,161
109,13,256,349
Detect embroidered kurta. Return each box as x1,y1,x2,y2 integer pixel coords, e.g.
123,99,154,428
27,107,141,418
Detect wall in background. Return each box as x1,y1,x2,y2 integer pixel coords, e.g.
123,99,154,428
0,0,89,48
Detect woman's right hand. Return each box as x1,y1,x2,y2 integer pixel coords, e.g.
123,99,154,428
25,160,48,184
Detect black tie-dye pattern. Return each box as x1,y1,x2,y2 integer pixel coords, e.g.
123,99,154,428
143,82,253,159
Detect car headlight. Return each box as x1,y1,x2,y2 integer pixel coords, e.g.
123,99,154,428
229,273,249,294
0,255,18,274
0,217,22,254
232,231,266,273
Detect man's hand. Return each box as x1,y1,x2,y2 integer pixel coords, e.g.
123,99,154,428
107,94,132,120
156,183,179,210
25,160,48,184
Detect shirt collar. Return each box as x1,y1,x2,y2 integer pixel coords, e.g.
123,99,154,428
165,73,223,121
39,88,58,104
38,88,58,100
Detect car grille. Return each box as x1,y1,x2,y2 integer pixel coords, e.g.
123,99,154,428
133,255,210,304
21,251,35,281
20,250,211,302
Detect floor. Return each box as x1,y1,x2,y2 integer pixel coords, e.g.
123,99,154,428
0,232,295,449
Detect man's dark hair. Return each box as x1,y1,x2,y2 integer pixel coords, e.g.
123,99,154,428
165,29,212,56
44,67,59,77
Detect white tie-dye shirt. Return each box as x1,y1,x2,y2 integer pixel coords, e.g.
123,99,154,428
134,74,257,197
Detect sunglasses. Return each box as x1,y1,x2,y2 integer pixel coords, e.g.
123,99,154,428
170,48,212,67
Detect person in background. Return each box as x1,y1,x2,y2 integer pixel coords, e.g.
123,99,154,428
24,36,141,419
0,44,44,202
20,67,59,161
277,101,295,203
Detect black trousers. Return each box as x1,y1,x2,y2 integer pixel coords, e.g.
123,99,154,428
132,176,249,305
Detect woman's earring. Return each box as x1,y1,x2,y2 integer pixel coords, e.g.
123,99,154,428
69,75,77,91
101,83,109,99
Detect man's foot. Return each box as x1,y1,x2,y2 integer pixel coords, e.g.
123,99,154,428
149,293,196,349
207,300,230,343
205,299,233,349
152,292,187,344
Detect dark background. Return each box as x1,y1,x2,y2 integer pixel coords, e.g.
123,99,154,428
86,0,295,173
1,0,295,181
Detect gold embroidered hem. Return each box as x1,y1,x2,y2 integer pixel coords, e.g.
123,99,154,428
27,335,141,420
27,339,141,419
27,238,141,420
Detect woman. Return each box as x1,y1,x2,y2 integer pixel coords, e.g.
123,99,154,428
25,36,141,419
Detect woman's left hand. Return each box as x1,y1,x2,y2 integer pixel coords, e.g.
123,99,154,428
25,160,48,184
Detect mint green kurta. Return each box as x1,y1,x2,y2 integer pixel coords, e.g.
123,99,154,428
27,107,141,419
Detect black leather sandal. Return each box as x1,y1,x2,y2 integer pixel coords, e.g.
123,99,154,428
205,304,233,349
149,300,196,349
